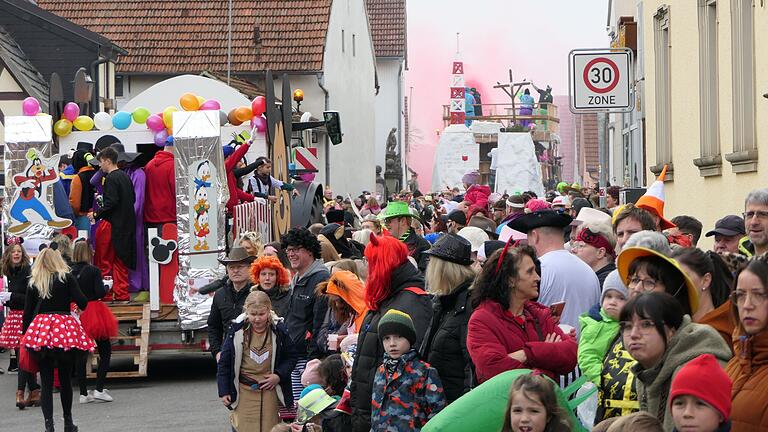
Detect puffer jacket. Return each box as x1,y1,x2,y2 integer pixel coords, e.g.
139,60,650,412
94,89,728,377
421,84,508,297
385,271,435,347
463,184,491,214
286,259,330,359
254,284,291,319
207,282,253,358
595,335,638,422
419,278,475,403
632,316,732,430
726,327,768,431
349,261,434,432
578,304,620,385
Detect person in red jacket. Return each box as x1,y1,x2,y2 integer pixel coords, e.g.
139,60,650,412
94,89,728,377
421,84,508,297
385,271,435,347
461,170,491,217
467,244,577,383
143,140,176,226
224,142,254,214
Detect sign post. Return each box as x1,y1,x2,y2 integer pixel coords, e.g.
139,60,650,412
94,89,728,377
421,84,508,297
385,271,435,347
568,48,633,113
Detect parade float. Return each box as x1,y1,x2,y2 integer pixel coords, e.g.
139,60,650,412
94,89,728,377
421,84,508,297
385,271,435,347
3,73,338,376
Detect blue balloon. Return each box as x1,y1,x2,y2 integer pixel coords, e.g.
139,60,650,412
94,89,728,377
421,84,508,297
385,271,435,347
112,111,132,130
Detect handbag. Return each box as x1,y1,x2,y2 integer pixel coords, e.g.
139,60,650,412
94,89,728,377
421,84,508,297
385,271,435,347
19,296,43,374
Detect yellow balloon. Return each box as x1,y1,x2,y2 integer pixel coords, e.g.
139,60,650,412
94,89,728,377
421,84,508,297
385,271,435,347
163,106,178,128
196,95,205,106
53,119,73,137
73,115,95,131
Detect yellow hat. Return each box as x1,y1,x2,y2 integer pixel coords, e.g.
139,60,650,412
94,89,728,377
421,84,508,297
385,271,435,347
617,246,699,313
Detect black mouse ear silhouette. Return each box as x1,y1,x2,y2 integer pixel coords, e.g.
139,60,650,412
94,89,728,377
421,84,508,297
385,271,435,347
167,241,178,252
151,237,160,247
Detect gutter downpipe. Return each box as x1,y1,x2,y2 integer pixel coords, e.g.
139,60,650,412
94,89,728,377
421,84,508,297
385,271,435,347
316,72,330,184
90,55,110,115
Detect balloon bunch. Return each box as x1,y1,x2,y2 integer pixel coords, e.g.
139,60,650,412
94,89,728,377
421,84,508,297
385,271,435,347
225,96,267,132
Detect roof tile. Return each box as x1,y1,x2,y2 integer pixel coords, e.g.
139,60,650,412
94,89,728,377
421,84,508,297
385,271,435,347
366,0,406,58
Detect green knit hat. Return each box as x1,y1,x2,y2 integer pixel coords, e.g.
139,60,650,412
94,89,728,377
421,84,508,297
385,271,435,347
378,309,416,345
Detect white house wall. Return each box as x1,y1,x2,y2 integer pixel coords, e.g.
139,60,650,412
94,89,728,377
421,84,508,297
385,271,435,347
374,58,404,173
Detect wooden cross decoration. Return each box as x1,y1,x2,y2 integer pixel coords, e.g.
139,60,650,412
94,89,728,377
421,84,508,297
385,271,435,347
493,69,531,126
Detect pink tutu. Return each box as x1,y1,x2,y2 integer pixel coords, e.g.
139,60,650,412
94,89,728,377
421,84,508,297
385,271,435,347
0,309,24,348
21,313,96,352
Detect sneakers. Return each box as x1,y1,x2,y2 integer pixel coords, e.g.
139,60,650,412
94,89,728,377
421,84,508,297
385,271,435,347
79,392,94,404
7,366,19,375
93,389,114,402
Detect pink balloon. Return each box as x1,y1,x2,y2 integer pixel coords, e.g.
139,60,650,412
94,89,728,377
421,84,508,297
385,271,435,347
251,96,266,116
252,116,267,132
146,114,165,132
199,99,221,111
154,130,169,147
22,97,41,116
63,102,80,122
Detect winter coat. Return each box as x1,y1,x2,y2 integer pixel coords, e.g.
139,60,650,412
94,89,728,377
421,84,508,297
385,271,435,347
595,335,639,422
225,142,254,213
371,350,446,431
143,150,176,224
95,169,136,269
578,304,620,385
349,261,433,432
254,284,291,319
402,229,431,273
463,184,491,214
286,259,330,359
697,300,735,351
216,314,299,410
467,300,577,383
4,264,31,311
419,278,475,403
207,282,253,357
726,327,768,431
632,316,732,430
69,166,96,216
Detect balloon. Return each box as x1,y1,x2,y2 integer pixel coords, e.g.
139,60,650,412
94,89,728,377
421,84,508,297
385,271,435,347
218,110,228,126
196,95,205,106
163,106,178,128
228,109,243,126
251,96,266,116
63,102,80,122
252,116,267,132
154,130,169,147
93,112,113,130
234,106,252,123
53,119,73,137
132,107,151,124
179,93,199,111
73,115,94,131
199,99,221,111
146,114,165,132
112,111,132,130
22,97,41,116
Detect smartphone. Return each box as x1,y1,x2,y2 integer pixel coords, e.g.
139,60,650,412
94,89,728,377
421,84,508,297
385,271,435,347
549,302,565,317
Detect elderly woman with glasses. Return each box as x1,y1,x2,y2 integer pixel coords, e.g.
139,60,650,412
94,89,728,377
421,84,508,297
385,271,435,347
726,255,768,430
466,244,576,384
619,292,731,430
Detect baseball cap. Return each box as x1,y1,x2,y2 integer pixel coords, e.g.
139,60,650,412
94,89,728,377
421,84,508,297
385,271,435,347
705,215,746,237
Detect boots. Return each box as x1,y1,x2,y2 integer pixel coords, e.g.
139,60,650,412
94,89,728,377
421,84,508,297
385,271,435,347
63,415,78,432
44,418,54,432
26,388,41,407
16,390,26,409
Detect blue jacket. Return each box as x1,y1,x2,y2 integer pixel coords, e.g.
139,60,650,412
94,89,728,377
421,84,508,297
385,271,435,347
216,315,299,410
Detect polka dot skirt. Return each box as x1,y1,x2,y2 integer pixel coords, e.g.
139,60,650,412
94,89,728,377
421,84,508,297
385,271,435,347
21,313,96,352
0,309,24,349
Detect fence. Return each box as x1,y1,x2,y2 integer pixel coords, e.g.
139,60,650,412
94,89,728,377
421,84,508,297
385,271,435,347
233,198,271,244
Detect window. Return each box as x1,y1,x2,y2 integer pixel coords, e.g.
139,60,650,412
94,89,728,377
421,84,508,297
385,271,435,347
651,5,672,180
725,0,757,173
352,34,356,57
694,0,721,176
342,30,345,53
115,74,124,98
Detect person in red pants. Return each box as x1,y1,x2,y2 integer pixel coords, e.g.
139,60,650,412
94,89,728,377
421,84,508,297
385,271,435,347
93,147,136,302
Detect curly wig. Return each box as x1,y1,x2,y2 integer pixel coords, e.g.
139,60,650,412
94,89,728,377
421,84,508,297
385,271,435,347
280,227,322,259
250,255,291,289
471,244,538,309
364,233,409,310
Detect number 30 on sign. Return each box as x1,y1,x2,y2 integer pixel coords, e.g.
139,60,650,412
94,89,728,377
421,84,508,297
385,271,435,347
569,48,633,113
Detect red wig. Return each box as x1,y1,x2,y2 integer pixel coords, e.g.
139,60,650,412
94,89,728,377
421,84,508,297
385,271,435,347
250,255,291,287
364,233,409,310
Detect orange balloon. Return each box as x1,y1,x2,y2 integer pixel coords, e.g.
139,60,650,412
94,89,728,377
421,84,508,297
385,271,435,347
234,106,252,123
179,93,200,111
228,109,243,126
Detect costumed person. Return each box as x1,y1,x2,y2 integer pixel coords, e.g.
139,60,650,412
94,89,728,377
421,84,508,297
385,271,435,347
247,157,298,203
67,143,97,231
349,234,433,432
380,201,431,272
0,238,40,409
224,138,255,214
461,170,491,218
519,88,535,128
93,146,136,302
634,165,676,231
58,155,75,195
316,269,369,352
72,240,118,404
249,255,292,319
465,86,476,127
21,247,95,432
320,223,362,259
143,137,176,227
217,290,299,432
240,231,264,258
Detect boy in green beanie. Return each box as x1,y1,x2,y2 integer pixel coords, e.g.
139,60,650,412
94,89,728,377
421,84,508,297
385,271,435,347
370,309,445,431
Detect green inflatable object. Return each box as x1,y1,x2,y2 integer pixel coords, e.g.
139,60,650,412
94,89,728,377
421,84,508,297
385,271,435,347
422,370,592,432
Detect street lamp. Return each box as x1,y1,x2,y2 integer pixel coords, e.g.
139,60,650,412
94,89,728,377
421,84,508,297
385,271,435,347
293,89,304,112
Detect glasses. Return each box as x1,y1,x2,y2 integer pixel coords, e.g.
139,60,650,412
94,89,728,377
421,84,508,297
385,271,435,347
628,277,658,291
743,210,768,220
619,319,658,336
285,246,305,255
731,290,768,306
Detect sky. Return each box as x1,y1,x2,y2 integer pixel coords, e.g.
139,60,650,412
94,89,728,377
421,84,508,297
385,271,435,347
405,0,611,190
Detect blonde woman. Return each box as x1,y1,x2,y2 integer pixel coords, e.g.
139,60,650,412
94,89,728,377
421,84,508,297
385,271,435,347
239,231,264,258
420,233,478,403
21,247,95,432
217,291,299,431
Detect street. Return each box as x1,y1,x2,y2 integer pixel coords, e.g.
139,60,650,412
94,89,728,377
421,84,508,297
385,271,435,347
0,350,231,431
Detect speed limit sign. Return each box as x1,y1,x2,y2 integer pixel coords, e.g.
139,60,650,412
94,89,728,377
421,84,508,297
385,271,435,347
569,48,633,113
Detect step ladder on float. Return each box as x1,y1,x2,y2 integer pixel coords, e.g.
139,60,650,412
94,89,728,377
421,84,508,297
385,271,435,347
87,303,151,379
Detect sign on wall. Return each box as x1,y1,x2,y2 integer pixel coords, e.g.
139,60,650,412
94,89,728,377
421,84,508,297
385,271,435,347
568,48,634,113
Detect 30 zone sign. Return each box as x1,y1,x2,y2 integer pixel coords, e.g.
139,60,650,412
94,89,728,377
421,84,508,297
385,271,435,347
569,48,633,113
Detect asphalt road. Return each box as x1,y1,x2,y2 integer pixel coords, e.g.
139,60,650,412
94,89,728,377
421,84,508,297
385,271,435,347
0,350,232,431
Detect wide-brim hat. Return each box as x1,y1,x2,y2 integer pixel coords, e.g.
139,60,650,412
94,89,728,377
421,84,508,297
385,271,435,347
457,226,490,253
468,214,498,239
381,201,412,220
573,207,612,227
616,246,699,313
423,233,472,265
509,210,573,234
110,143,140,164
218,247,256,265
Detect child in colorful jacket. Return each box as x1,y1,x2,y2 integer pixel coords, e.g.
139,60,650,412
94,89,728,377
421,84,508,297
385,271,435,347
371,309,446,432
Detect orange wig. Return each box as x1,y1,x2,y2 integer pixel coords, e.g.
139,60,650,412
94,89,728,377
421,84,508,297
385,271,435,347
250,255,291,287
364,233,409,310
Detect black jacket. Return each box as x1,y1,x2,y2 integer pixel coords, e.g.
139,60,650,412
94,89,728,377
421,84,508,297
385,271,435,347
207,282,253,357
595,262,617,289
4,264,30,311
23,273,88,331
96,169,136,269
403,229,431,273
257,285,291,319
419,278,475,403
286,259,330,359
71,262,106,301
349,261,434,432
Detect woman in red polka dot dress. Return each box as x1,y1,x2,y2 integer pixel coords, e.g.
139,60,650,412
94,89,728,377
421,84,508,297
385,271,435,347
21,247,95,432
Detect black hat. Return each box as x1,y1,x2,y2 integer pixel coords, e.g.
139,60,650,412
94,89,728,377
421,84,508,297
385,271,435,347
509,210,573,233
447,210,467,226
705,215,746,237
424,233,472,265
110,143,140,164
480,240,506,261
326,209,345,225
95,135,120,151
572,197,593,214
218,247,256,264
76,141,94,152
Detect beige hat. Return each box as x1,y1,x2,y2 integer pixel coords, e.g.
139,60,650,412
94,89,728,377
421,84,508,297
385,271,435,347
573,207,612,226
457,226,490,253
